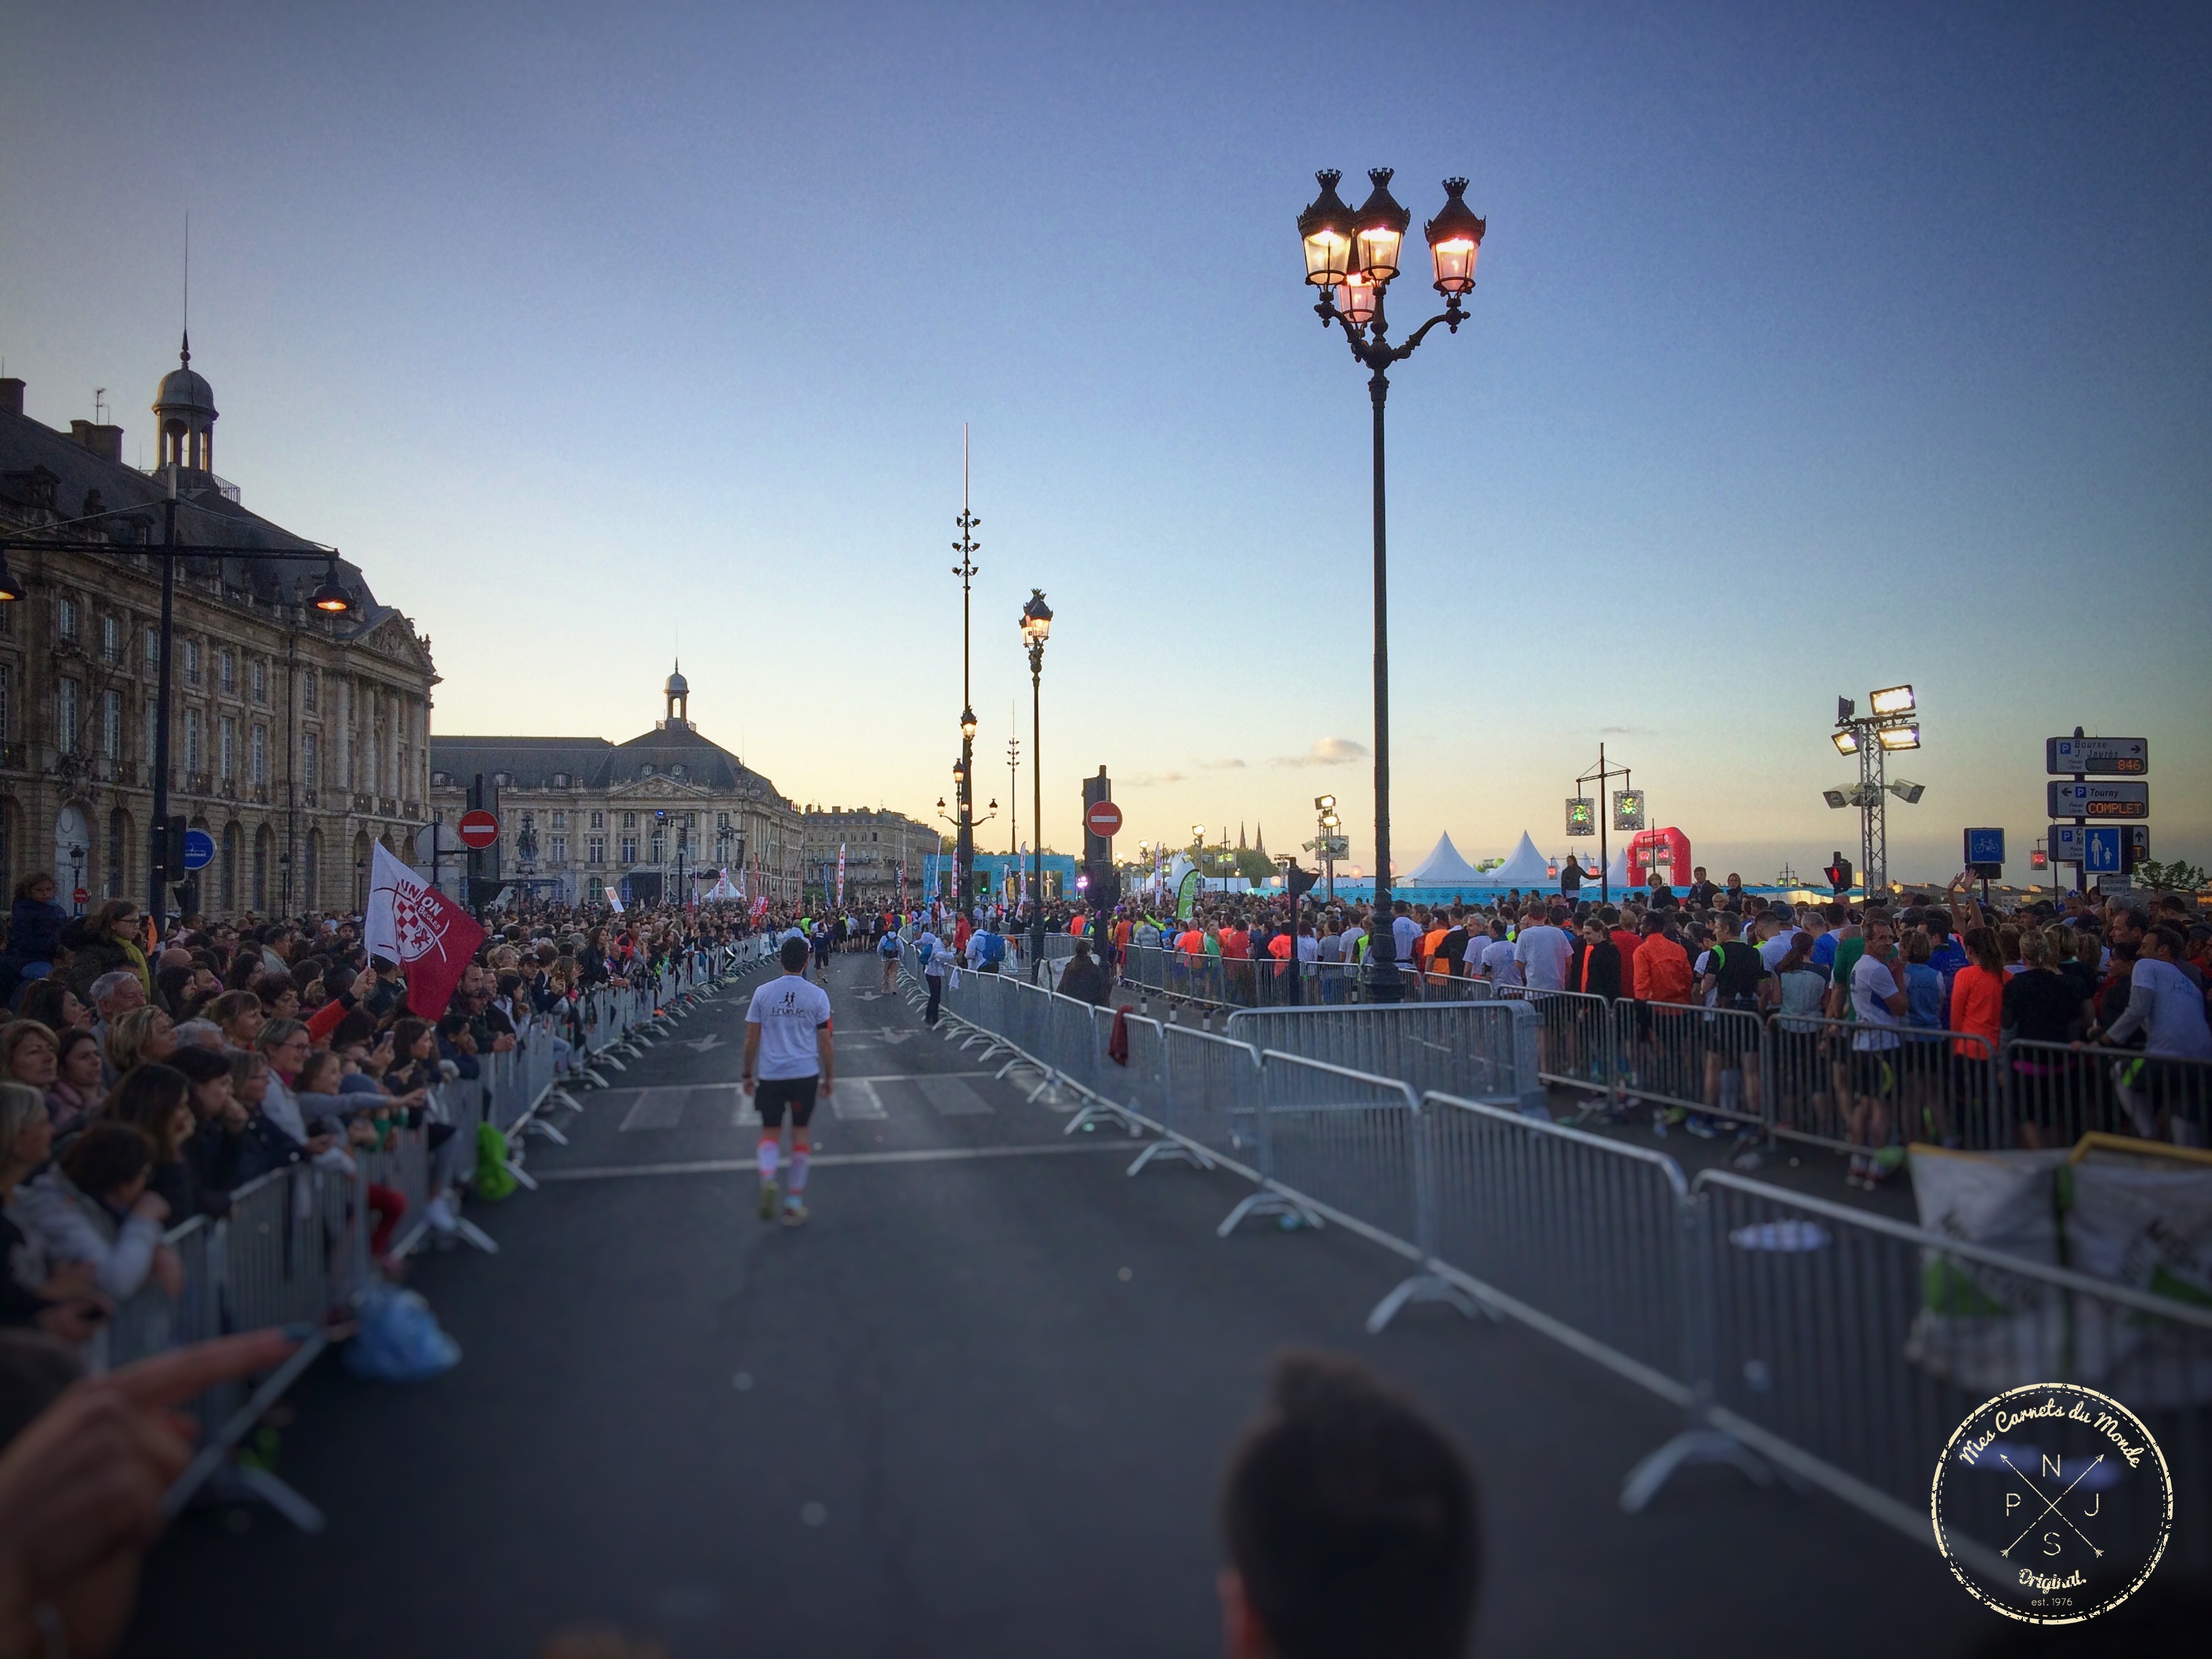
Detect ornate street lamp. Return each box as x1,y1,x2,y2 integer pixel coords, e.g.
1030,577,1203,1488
1020,588,1052,981
1298,167,1485,1000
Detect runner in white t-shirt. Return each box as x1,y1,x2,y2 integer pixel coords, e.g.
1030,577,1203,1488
743,935,836,1227
1512,915,1572,991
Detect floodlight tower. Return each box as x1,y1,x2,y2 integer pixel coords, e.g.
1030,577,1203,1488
1826,686,1923,895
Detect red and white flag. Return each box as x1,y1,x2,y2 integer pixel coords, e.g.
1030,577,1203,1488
365,842,486,1019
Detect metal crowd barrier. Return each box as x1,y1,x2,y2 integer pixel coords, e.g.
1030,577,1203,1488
1119,943,1498,1012
1226,1002,1543,1116
928,960,2212,1569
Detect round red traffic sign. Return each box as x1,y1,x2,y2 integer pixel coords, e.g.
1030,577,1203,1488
1085,800,1122,839
455,809,500,850
72,888,89,905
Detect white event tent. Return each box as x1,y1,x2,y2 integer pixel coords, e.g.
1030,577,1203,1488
1405,832,1486,887
1487,832,1554,886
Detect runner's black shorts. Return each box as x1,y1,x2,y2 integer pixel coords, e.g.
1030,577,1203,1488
756,1076,820,1129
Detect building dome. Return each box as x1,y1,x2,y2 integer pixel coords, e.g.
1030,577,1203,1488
152,333,219,472
665,668,689,697
153,333,217,418
155,364,216,415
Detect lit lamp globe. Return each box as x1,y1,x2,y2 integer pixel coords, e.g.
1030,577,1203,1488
1297,169,1354,288
1020,588,1052,647
1425,179,1486,295
1351,167,1410,285
309,558,352,613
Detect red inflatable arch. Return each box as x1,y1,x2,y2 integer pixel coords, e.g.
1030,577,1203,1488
1626,827,1692,891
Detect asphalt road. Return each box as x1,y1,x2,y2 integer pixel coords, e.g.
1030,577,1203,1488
127,952,1987,1658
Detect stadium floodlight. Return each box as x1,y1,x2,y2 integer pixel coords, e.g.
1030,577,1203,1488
1877,724,1921,752
1888,780,1925,804
1824,790,1850,809
1869,684,1916,717
1314,794,1336,811
1832,729,1860,756
1837,696,1855,723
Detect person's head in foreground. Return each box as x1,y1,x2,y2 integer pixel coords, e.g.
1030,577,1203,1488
1219,1353,1479,1659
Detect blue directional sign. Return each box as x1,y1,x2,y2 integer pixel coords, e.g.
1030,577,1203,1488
2083,827,2125,874
181,829,216,872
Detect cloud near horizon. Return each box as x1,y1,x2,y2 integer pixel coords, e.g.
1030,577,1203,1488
1273,737,1370,768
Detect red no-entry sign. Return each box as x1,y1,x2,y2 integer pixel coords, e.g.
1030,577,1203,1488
456,809,500,850
1086,800,1122,839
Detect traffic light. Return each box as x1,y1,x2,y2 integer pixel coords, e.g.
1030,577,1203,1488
161,815,187,874
1823,853,1853,895
2124,826,2148,874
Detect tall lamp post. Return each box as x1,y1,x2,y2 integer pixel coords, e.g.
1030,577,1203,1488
1020,589,1052,982
0,465,353,939
951,431,981,914
1297,167,1485,1000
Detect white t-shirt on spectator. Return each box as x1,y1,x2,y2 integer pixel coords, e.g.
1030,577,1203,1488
1391,914,1422,963
1481,938,1523,986
745,972,834,1080
1514,923,1572,991
1849,954,1903,1050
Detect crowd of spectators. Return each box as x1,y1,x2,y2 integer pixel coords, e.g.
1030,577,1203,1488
0,880,783,1359
922,871,2212,1184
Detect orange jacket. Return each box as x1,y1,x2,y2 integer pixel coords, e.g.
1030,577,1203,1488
1633,933,1693,1004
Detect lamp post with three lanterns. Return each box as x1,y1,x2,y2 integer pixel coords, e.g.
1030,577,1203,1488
1296,167,1486,998
1020,590,1052,982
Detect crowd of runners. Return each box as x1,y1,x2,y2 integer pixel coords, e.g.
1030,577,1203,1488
881,875,2212,1188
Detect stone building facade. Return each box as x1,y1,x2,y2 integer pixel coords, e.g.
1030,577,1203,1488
0,350,436,920
800,804,937,908
429,670,804,907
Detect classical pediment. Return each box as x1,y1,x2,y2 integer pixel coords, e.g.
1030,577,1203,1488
609,775,715,802
352,612,435,676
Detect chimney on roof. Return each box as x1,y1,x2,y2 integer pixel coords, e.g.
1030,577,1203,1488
67,419,125,464
0,380,22,417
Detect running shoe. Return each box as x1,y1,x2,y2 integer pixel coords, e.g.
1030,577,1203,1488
1685,1116,1720,1139
781,1202,810,1228
757,1179,780,1221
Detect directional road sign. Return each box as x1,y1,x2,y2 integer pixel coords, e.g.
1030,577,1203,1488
2048,781,2148,821
1084,800,1122,839
181,828,216,872
456,809,501,849
2046,737,2148,777
2084,827,2126,875
2048,824,2087,865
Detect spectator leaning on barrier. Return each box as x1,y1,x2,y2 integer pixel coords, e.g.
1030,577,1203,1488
15,1122,182,1308
0,1083,110,1347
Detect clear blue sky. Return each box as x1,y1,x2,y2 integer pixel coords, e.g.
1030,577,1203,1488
5,1,2206,882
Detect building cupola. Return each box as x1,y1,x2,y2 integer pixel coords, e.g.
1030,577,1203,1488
152,332,218,472
661,662,691,729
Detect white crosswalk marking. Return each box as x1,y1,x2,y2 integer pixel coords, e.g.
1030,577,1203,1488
832,1080,887,1121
